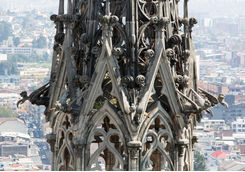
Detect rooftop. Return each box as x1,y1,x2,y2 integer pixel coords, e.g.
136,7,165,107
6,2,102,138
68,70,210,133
210,150,227,159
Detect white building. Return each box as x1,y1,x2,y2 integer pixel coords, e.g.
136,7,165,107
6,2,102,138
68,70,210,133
0,75,20,85
232,117,245,133
203,18,213,28
199,118,227,131
0,54,7,61
0,47,32,56
0,118,28,135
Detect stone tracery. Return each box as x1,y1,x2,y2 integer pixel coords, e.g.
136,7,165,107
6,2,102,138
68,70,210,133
18,0,227,170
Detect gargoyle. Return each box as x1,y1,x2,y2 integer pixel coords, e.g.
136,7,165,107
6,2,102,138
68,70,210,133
198,88,218,106
218,94,229,109
17,82,50,108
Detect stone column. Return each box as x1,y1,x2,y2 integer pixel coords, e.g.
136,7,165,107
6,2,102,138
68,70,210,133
127,141,142,171
73,138,85,171
177,139,188,171
46,133,56,171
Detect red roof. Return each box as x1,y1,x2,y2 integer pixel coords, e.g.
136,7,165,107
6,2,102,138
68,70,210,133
12,163,21,167
211,150,226,159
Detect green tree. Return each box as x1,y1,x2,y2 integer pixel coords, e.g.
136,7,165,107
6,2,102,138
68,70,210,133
0,105,16,118
13,37,20,47
43,52,49,61
8,54,29,63
32,35,47,48
194,150,207,171
7,53,50,64
0,21,13,42
0,61,18,75
22,16,34,30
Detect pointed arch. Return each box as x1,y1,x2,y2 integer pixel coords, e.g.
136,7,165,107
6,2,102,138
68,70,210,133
57,142,74,171
55,114,75,171
87,101,129,136
139,102,174,139
84,101,130,171
139,102,175,171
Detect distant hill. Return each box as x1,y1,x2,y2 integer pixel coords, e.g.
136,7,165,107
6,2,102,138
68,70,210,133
189,0,245,17
179,0,245,18
1,0,58,12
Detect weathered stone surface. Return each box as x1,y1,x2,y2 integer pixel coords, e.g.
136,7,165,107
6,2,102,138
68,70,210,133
18,0,226,171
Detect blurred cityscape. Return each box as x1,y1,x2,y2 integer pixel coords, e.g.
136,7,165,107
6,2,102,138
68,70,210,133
0,0,245,171
189,0,245,171
0,2,57,171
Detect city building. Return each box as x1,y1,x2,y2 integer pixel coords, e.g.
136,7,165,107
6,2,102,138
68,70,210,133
199,118,227,131
0,118,28,135
0,144,29,157
0,47,32,56
232,117,245,133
